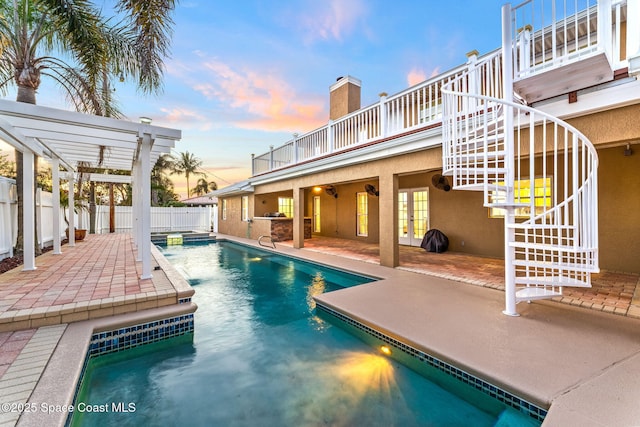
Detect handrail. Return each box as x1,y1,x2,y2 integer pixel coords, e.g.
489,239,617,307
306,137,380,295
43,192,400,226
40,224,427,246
258,235,276,249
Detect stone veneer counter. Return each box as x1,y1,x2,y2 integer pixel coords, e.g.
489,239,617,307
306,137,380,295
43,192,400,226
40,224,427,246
252,217,312,242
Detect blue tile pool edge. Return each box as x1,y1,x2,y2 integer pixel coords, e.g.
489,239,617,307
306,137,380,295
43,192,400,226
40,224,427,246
315,303,547,424
65,313,194,427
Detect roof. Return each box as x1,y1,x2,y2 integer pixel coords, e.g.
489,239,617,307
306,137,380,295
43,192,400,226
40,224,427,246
181,194,218,205
209,180,254,197
0,99,181,176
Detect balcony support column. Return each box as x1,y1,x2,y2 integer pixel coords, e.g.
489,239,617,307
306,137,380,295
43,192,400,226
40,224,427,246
293,186,305,249
378,173,398,268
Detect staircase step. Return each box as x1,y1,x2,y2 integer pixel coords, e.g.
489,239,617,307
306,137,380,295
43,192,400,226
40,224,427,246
515,287,563,302
509,241,597,253
453,151,507,161
515,275,591,287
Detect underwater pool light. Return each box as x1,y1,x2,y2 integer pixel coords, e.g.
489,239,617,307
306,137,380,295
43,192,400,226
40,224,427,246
380,345,392,356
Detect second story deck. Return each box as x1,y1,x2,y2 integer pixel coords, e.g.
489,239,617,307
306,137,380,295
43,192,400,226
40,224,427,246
251,0,634,178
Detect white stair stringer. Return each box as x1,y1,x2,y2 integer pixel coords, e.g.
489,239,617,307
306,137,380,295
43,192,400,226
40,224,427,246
441,49,599,315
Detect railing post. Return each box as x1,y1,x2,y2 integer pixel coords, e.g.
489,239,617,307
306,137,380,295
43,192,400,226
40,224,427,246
379,92,388,138
327,120,334,153
627,0,640,76
598,0,612,63
269,145,274,171
251,153,255,176
293,133,299,164
502,2,519,316
517,25,532,77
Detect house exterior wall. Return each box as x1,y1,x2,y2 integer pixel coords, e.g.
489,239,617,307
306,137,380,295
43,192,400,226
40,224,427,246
597,145,640,272
217,194,254,238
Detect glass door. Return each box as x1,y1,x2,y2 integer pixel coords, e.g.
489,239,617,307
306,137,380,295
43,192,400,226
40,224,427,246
398,188,429,246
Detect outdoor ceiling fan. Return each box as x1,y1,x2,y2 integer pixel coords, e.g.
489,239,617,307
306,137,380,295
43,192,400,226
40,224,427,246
325,185,338,198
431,174,451,192
364,184,379,197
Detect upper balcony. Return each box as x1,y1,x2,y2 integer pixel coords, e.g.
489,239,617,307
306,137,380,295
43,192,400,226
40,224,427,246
252,0,630,177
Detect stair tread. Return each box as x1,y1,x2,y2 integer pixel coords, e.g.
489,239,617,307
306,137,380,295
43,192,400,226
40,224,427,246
515,276,592,287
515,287,563,301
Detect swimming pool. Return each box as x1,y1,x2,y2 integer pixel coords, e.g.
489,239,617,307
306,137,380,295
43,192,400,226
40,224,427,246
71,241,540,426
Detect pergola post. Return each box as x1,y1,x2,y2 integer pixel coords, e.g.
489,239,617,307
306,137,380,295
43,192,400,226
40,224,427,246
22,149,36,271
133,159,142,258
51,158,62,254
139,133,153,279
67,172,75,247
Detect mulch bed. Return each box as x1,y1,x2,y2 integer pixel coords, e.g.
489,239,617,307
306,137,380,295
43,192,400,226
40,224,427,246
0,241,68,274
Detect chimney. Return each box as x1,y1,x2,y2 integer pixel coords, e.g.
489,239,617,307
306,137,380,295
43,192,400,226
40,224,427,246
329,76,361,120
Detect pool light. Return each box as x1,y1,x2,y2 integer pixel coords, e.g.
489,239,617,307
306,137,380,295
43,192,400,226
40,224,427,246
380,345,392,356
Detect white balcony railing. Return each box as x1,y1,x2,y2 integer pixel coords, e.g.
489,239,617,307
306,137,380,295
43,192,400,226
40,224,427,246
252,0,626,176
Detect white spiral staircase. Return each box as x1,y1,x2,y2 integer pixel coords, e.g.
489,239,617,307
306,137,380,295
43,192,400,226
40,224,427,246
441,4,600,315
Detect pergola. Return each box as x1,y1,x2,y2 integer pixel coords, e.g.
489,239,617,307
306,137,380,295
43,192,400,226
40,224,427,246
0,99,181,278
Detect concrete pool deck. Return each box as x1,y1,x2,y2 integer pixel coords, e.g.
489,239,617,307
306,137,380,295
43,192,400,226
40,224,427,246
0,233,639,426
233,235,640,427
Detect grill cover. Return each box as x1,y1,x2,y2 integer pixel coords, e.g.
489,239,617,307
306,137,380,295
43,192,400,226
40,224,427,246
420,229,449,253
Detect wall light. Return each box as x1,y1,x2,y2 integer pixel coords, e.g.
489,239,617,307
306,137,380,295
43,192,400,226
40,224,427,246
380,345,392,356
139,117,152,124
624,143,633,156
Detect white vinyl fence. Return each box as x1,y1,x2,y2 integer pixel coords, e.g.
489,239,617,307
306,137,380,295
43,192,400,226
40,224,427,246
0,177,215,261
93,205,213,234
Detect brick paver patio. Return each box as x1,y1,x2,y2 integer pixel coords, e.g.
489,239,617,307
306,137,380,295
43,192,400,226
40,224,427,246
281,236,640,319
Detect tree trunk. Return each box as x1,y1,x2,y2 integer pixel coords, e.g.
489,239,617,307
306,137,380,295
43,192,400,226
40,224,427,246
14,84,38,254
89,181,96,234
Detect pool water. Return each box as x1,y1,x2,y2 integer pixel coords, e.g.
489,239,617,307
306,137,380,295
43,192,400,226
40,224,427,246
72,242,538,426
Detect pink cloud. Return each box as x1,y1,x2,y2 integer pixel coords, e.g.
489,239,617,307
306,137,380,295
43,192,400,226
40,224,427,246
299,0,369,42
195,60,326,133
407,66,442,87
158,107,212,131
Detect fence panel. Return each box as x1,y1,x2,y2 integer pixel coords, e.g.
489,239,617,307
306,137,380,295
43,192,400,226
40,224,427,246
0,177,16,260
95,205,212,233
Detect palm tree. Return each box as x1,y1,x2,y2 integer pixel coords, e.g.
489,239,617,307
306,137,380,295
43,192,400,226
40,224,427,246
191,178,218,197
172,151,205,197
0,0,177,251
151,154,179,206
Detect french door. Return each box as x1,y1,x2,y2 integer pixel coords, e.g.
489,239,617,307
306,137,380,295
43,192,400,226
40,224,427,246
398,188,429,246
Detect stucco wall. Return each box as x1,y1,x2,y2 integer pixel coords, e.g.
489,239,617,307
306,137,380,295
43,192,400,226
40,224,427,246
217,195,253,238
597,145,640,272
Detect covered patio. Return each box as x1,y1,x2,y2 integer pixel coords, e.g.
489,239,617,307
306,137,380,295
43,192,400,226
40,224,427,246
279,236,640,319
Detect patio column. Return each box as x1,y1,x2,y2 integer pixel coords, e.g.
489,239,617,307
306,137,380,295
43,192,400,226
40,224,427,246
51,158,62,254
293,186,305,249
378,173,399,267
22,149,36,271
138,133,153,280
67,172,75,247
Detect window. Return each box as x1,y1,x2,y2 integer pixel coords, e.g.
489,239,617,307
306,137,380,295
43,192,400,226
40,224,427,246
278,197,294,218
241,196,249,221
313,196,321,232
356,192,368,236
489,177,552,218
222,199,227,220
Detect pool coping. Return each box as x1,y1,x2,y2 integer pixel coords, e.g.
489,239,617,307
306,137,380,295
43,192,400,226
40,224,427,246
15,302,197,427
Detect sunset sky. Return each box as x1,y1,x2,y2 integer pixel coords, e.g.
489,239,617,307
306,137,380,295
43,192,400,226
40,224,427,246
0,0,505,198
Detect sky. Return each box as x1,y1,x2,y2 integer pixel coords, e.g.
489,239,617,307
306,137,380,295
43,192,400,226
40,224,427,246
1,0,506,198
